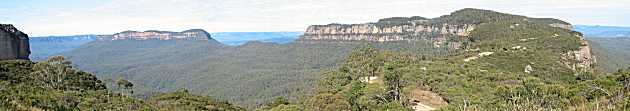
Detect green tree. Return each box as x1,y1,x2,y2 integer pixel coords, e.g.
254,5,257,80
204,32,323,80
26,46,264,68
383,61,403,101
346,45,379,78
31,55,73,89
308,93,351,111
265,97,290,109
345,81,366,110
613,68,630,108
117,79,133,96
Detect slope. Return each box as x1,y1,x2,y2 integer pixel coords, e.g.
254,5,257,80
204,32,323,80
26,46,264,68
64,39,362,108
588,37,630,72
293,8,625,111
0,58,244,110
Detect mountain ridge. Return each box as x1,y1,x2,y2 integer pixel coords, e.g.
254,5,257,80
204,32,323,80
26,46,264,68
301,8,572,43
96,29,216,41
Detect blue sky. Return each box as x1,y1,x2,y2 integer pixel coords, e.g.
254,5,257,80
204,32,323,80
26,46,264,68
1,0,629,36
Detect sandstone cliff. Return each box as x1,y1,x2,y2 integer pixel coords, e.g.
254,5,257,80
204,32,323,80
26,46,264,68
0,24,30,60
300,8,572,44
562,34,596,71
299,8,595,71
302,18,476,42
97,29,214,41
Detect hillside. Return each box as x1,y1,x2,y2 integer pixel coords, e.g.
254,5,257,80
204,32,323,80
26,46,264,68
588,38,630,72
64,36,461,108
0,59,152,110
0,58,244,110
64,39,361,108
62,8,605,110
575,25,630,73
276,9,629,110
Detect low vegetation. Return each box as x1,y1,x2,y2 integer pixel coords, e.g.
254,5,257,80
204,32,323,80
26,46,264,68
268,44,629,110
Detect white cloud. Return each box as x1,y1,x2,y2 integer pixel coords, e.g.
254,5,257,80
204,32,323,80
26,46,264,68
1,0,629,36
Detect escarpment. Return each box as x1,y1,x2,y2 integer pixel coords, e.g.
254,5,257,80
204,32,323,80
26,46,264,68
300,8,572,44
0,24,30,60
96,29,215,41
300,8,595,71
302,17,476,43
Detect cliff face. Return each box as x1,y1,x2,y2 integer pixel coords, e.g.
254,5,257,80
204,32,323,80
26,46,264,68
0,24,30,60
562,34,596,71
304,23,475,42
300,8,573,44
579,37,595,69
300,8,595,71
97,29,214,41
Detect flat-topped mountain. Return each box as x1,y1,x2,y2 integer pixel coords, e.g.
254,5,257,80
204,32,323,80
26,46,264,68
0,24,30,60
302,8,571,43
97,29,214,41
301,8,593,71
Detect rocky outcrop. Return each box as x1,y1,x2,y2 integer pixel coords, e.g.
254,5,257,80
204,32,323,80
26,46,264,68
0,24,30,60
562,34,596,71
579,38,595,68
97,29,213,41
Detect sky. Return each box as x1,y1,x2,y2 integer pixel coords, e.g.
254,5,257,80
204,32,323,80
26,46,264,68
1,0,629,36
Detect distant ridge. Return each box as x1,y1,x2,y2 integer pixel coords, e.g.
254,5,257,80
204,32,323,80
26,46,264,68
96,29,215,41
210,32,303,45
574,25,630,38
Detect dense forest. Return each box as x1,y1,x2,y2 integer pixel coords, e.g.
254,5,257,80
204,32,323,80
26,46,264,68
588,37,630,72
269,46,630,110
63,40,358,108
0,56,244,110
62,39,458,108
